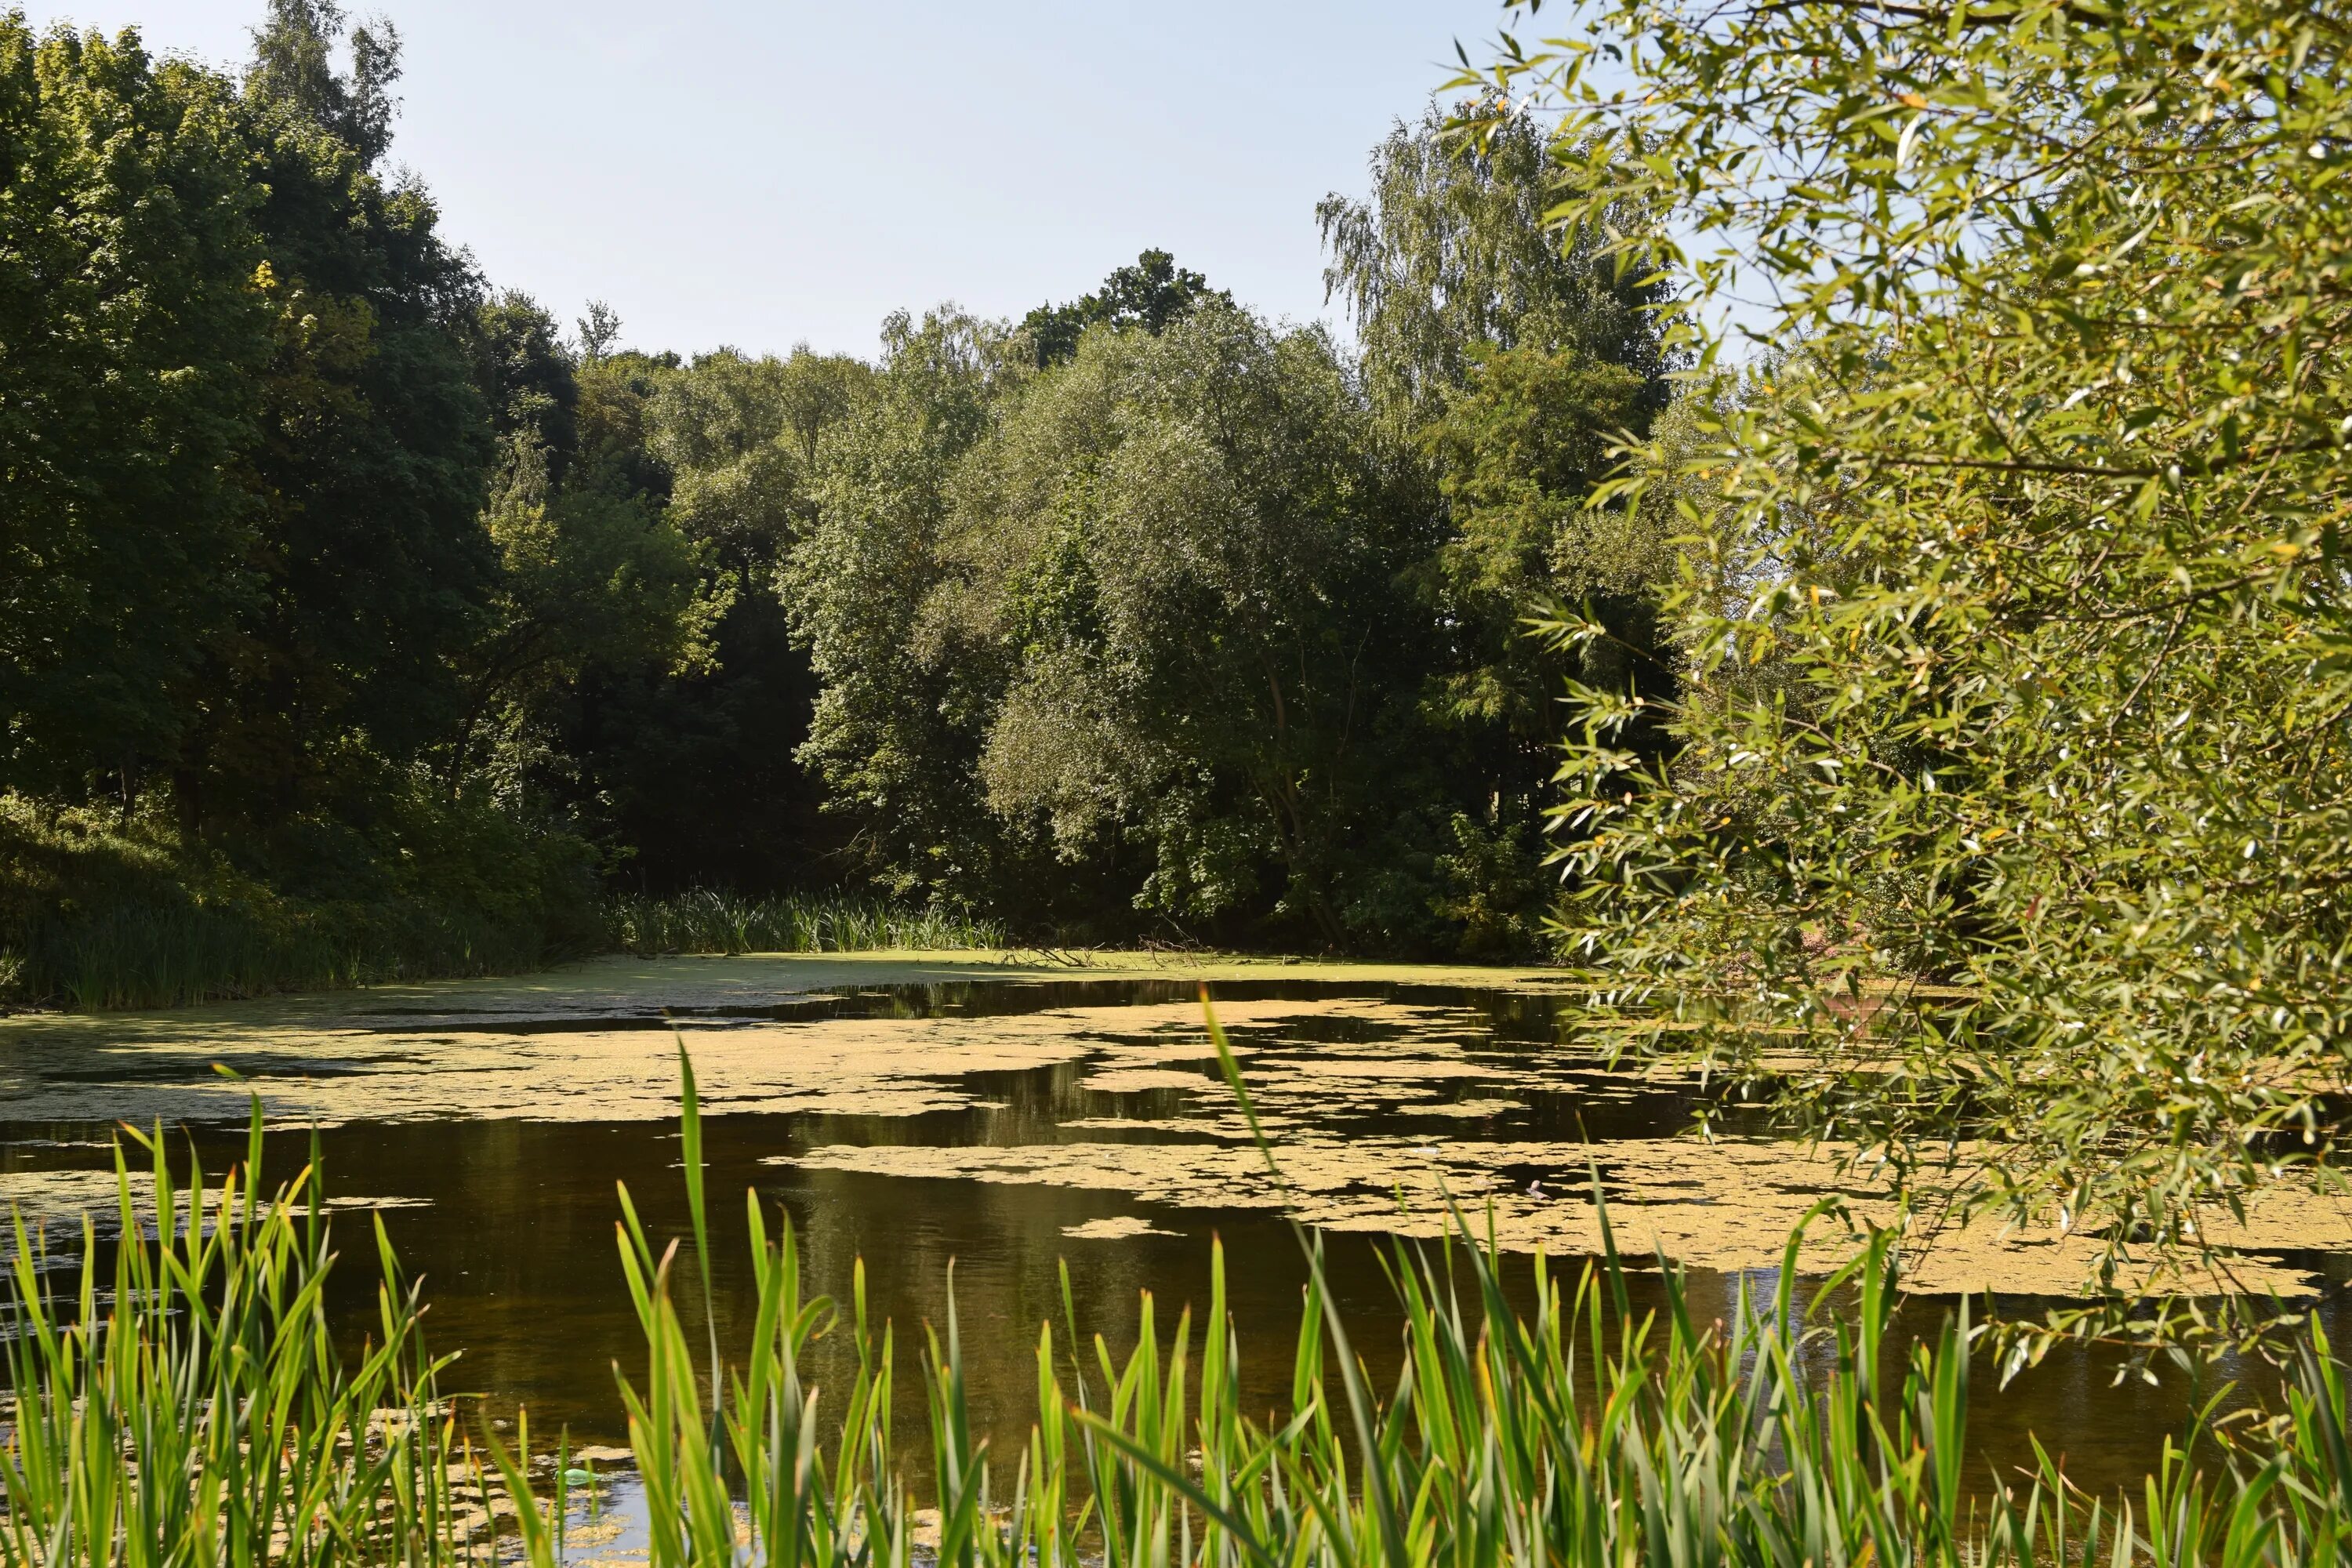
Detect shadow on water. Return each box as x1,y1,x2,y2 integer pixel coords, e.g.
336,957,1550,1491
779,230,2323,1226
0,975,2341,1511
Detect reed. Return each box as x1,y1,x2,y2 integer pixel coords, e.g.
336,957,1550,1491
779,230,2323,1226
0,1108,521,1566
605,887,1009,956
585,1018,2352,1568
8,1015,2352,1566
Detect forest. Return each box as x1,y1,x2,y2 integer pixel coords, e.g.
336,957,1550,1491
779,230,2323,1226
0,2,1686,1007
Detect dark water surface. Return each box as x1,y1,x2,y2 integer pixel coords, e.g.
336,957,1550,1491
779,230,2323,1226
2,971,2341,1510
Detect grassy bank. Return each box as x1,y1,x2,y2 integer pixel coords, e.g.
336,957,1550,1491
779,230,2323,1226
0,797,603,1012
9,899,566,1014
9,1051,2351,1566
0,801,1006,1012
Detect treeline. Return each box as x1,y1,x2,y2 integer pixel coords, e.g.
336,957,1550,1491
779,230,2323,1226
1,0,1680,998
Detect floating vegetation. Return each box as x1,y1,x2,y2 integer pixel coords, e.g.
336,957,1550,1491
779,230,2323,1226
778,1131,2352,1298
1060,1214,1176,1240
7,969,2350,1301
0,993,1468,1129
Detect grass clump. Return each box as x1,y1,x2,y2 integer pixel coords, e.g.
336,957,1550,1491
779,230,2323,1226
605,887,1008,955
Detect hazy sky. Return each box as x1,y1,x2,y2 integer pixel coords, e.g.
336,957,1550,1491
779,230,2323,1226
29,1,1519,358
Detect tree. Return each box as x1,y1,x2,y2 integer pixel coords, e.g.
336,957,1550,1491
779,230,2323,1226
0,21,269,805
1318,105,1682,952
0,6,608,987
477,289,579,463
1415,344,1668,830
1020,249,1232,368
448,430,717,786
570,341,677,506
939,305,1439,945
177,109,495,825
1502,0,2352,1317
245,0,398,165
648,346,868,568
1319,106,1671,431
532,334,869,892
576,300,623,365
157,10,500,830
783,307,1027,904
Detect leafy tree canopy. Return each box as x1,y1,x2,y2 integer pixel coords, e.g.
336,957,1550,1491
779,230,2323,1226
0,20,269,800
647,345,870,569
245,0,398,165
944,305,1437,943
1319,105,1672,430
1020,249,1232,369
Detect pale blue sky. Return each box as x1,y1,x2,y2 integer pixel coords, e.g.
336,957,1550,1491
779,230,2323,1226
34,1,1520,358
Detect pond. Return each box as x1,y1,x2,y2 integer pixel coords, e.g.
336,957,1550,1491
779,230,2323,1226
2,951,2347,1537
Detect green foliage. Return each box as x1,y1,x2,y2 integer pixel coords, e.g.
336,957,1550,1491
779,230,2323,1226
1431,812,1547,960
0,1113,514,1562
783,307,1030,903
175,22,497,826
946,305,1439,944
475,288,579,456
1482,0,2352,1312
648,344,869,566
604,887,1007,954
9,0,1831,977
0,791,597,1011
570,343,678,501
510,336,866,893
0,21,270,800
452,425,720,786
245,0,399,164
0,13,622,1010
0,4,1694,966
1420,343,1665,753
1021,248,1232,368
776,153,1682,950
1307,108,1682,952
1319,105,1671,430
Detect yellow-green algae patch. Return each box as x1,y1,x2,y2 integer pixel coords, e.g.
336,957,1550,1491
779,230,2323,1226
1062,1214,1175,1240
0,949,1575,1041
0,993,1493,1128
7,953,2345,1300
772,1132,2352,1300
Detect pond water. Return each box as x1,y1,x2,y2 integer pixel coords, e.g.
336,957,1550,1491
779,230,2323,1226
2,952,2347,1526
